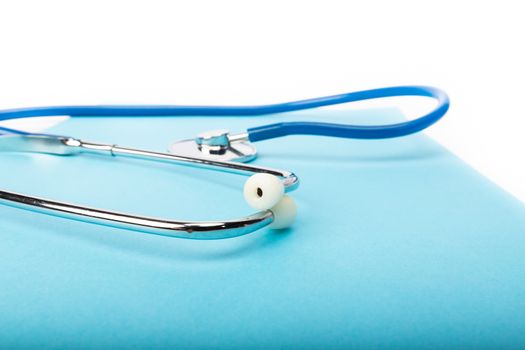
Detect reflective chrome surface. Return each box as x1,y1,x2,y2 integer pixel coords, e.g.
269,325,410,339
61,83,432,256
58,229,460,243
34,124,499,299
0,134,299,239
0,190,274,239
169,130,257,162
0,134,80,155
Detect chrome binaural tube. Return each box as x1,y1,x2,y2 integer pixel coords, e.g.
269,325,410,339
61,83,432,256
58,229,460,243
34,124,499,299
0,134,299,239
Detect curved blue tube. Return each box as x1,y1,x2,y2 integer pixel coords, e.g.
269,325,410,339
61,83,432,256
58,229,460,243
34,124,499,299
0,85,449,141
247,86,449,141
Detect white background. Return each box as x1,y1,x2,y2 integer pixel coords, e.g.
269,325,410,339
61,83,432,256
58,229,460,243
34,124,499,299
1,0,524,202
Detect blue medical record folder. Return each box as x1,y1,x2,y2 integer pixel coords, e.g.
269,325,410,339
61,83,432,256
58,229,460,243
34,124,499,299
1,108,525,349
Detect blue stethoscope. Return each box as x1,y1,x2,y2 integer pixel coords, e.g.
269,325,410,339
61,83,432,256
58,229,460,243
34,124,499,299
0,85,449,239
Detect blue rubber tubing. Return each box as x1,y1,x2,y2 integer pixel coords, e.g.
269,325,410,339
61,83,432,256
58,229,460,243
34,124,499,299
0,85,449,141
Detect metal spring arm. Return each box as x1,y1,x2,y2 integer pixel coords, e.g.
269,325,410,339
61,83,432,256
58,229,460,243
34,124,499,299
0,135,299,239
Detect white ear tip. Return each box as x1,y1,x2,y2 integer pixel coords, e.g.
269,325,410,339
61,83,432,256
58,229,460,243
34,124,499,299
269,195,297,229
244,173,284,210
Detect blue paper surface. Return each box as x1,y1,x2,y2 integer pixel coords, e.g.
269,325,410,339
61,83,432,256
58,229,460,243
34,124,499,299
1,109,525,349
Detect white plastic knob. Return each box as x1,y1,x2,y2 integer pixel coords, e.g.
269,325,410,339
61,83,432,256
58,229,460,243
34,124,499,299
243,173,284,210
269,195,297,229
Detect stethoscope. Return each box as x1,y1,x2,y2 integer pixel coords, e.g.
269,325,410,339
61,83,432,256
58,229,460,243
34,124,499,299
0,86,449,239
